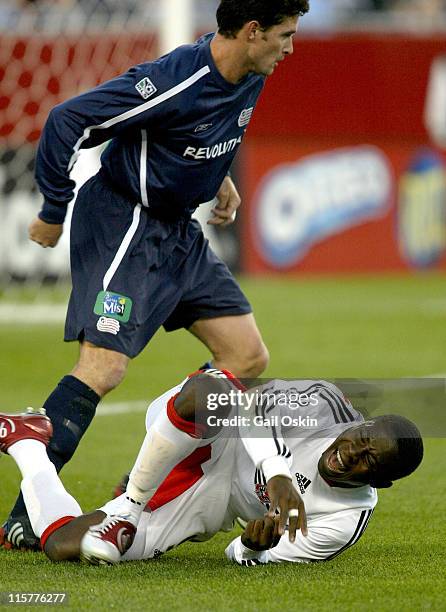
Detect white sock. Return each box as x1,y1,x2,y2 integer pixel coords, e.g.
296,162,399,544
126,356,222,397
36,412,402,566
121,408,202,524
8,440,52,480
7,439,82,539
21,467,82,538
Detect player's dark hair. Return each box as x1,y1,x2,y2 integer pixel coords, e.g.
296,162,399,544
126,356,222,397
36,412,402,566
369,415,423,488
216,0,310,38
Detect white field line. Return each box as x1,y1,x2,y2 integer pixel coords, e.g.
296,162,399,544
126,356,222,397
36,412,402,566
97,400,149,416
9,400,150,417
423,373,446,378
0,304,66,324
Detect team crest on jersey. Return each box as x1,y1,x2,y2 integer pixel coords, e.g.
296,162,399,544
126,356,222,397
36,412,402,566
94,291,133,323
295,472,312,494
135,77,157,100
255,483,271,507
238,107,254,127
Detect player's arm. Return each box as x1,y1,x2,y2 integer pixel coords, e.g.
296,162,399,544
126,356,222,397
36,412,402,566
240,383,307,539
32,61,184,241
226,509,371,566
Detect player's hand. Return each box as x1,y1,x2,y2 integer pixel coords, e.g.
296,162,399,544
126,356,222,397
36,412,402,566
241,516,282,551
29,218,63,248
208,175,241,228
266,475,308,542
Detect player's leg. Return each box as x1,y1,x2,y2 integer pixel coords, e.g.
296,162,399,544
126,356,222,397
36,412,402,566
189,313,269,378
92,437,236,563
0,410,85,560
43,511,106,562
163,221,269,378
0,410,136,562
2,342,128,550
80,373,234,564
2,174,146,549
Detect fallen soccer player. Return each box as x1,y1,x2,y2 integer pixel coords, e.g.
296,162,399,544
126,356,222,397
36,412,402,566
0,370,423,566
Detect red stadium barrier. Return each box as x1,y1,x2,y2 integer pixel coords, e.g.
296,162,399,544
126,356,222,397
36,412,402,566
241,33,446,274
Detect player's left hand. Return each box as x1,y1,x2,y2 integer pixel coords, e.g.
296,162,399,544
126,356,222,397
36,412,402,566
266,475,308,542
208,175,241,227
241,516,282,551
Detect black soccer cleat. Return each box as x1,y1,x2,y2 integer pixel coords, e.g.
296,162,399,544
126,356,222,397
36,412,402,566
0,513,40,552
113,472,130,499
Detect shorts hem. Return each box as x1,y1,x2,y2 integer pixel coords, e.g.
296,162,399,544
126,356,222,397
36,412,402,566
164,306,253,333
64,331,136,358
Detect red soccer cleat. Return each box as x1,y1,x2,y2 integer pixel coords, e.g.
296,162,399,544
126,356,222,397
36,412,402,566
80,515,137,565
0,408,53,454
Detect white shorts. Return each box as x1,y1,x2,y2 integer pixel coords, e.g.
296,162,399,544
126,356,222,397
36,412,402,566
100,434,237,561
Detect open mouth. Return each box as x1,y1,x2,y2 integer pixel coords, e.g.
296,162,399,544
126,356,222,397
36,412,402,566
327,448,346,473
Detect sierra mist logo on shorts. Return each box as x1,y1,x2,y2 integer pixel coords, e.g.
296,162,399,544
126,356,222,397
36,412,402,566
94,291,133,323
135,77,157,100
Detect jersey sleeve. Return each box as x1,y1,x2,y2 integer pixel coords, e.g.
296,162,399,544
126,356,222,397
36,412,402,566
225,508,374,566
240,381,294,482
36,59,209,223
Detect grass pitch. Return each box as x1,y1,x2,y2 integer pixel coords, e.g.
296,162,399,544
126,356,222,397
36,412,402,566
0,275,445,611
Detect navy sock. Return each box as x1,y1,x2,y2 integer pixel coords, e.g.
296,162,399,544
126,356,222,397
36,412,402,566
8,375,100,521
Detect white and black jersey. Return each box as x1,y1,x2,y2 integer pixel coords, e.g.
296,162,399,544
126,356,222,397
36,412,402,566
225,379,377,565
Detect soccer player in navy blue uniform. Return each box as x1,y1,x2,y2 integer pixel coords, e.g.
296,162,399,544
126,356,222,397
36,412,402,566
1,0,310,549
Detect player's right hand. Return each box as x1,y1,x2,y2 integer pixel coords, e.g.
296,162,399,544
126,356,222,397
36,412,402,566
29,218,63,248
266,475,308,542
241,516,281,551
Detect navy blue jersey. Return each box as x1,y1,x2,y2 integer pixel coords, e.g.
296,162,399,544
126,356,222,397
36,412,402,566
36,33,265,224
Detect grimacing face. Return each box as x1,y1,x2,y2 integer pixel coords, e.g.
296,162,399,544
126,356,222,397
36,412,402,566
249,16,299,76
318,421,399,487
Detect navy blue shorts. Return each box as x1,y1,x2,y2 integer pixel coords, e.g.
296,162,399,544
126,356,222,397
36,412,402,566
65,171,251,358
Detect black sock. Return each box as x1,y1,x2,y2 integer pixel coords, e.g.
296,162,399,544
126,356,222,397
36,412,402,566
8,375,100,521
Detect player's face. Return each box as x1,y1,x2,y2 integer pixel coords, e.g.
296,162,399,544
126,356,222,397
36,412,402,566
249,16,299,76
318,421,398,487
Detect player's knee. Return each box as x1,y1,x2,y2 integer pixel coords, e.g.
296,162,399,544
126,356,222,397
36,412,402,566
233,341,269,378
97,359,128,394
72,346,129,396
174,374,233,425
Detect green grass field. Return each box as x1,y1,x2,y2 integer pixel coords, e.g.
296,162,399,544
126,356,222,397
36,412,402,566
0,275,445,611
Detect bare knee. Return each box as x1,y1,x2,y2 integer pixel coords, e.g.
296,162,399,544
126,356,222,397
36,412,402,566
71,342,130,397
219,339,269,378
237,341,269,378
173,374,234,437
190,315,270,379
